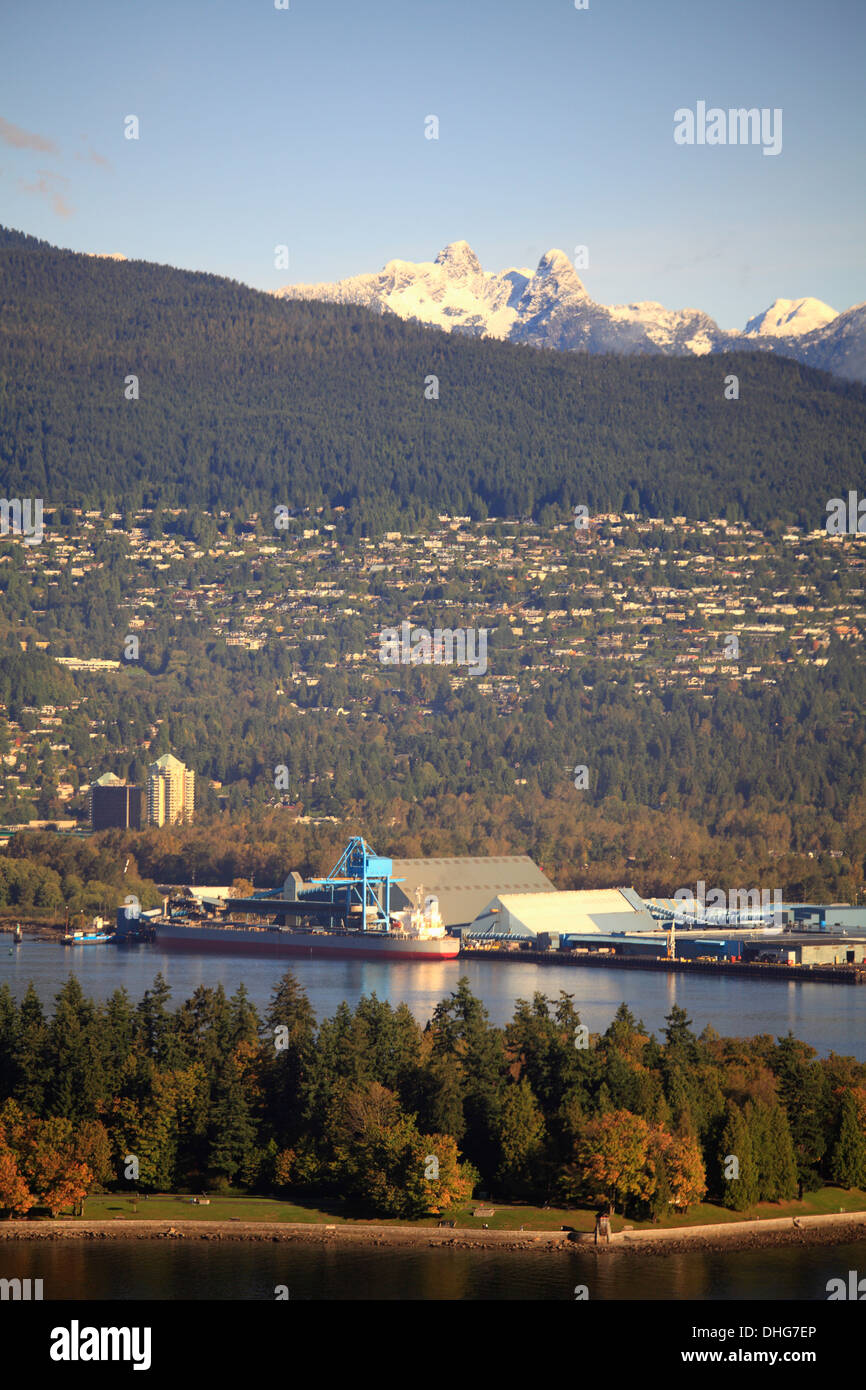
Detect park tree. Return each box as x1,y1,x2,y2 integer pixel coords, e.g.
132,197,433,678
766,1104,799,1202
772,1036,830,1196
0,1145,32,1216
719,1103,759,1211
14,984,49,1115
830,1091,866,1190
414,1049,466,1144
494,1078,547,1199
45,978,104,1122
111,1057,180,1190
328,1081,473,1218
101,988,136,1082
652,1129,707,1214
261,972,317,1148
0,984,18,1101
747,1100,798,1202
418,1132,476,1214
11,1114,92,1217
506,992,592,1132
228,984,260,1050
429,978,506,1178
207,1056,258,1188
134,975,173,1064
571,1109,655,1217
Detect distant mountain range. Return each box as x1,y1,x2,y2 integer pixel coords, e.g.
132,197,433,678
277,241,866,382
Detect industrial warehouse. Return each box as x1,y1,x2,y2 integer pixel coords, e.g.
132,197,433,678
461,878,866,973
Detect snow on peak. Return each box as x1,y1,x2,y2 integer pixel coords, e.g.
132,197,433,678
744,297,838,338
434,241,483,276
273,243,862,379
536,248,577,277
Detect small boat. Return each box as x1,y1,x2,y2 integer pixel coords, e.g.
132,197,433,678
62,915,115,945
13,923,22,943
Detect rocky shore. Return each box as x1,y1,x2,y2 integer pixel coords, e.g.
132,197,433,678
602,1210,866,1257
1,1211,865,1256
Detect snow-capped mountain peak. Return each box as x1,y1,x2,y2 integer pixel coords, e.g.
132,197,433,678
744,297,838,338
524,249,589,303
434,240,484,276
278,241,535,340
535,247,582,281
275,244,864,381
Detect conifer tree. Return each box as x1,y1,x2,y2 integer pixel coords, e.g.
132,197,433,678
495,1078,547,1199
207,1056,258,1188
830,1091,866,1190
766,1103,799,1202
262,971,317,1148
719,1103,759,1211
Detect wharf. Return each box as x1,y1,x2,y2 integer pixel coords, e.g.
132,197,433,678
459,946,866,984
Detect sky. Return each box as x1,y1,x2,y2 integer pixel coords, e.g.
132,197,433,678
1,0,864,329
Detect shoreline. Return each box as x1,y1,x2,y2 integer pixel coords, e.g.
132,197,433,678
2,1210,866,1256
0,920,61,941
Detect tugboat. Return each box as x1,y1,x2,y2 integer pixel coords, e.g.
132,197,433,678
62,914,116,945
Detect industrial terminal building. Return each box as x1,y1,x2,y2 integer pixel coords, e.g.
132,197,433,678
467,887,655,940
149,833,866,972
463,888,866,967
785,904,866,934
388,855,556,930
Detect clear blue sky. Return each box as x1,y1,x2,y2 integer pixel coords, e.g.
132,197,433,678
1,0,863,328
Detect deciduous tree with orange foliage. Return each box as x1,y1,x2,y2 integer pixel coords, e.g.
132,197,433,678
565,1108,706,1219
650,1129,707,1215
0,1103,92,1217
0,1145,33,1217
570,1109,656,1216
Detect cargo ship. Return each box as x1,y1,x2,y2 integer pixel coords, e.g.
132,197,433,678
154,915,460,961
120,837,461,962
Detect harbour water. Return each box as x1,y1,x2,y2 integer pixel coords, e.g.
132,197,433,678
1,938,865,1059
1,1235,864,1300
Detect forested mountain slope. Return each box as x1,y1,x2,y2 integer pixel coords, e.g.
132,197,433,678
2,227,864,532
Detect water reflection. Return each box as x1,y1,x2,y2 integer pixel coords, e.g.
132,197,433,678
2,941,864,1059
1,1238,864,1301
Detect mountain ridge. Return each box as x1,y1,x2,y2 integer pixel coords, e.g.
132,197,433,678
2,223,865,532
277,241,865,382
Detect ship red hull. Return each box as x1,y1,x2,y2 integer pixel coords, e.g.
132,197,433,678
155,926,459,962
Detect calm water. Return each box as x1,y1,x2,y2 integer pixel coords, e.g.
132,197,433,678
1,938,865,1058
2,1236,864,1300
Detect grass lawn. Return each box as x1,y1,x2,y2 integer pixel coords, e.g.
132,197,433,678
79,1194,357,1225
71,1186,866,1233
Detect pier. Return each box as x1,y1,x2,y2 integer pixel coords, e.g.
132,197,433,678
459,945,866,984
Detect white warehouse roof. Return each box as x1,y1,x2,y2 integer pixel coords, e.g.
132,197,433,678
468,888,655,938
